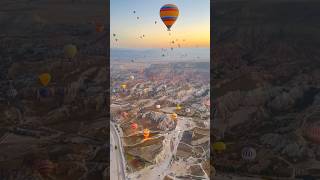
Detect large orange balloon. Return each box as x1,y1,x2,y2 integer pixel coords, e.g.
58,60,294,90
160,4,179,31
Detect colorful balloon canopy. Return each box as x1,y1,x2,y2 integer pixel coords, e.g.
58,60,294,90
129,75,135,80
213,141,226,152
156,104,161,109
64,44,77,59
121,83,127,89
241,147,256,161
160,4,179,31
176,104,182,110
171,113,178,120
131,123,138,130
39,73,51,86
143,128,150,139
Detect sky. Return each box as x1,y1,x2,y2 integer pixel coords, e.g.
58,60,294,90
110,0,210,49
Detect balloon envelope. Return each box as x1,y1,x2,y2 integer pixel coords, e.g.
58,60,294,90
64,44,77,59
160,4,179,31
131,123,138,130
171,113,178,120
213,142,226,152
39,73,51,86
143,128,150,139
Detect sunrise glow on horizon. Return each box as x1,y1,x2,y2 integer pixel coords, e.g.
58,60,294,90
110,0,210,49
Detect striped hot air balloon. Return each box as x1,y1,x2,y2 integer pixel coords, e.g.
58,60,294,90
160,4,179,31
241,147,256,161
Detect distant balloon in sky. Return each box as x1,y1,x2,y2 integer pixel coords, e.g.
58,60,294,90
155,21,157,24
137,17,139,20
160,4,179,31
133,10,136,14
113,33,116,37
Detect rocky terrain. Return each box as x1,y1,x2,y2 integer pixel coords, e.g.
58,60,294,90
212,1,320,179
111,61,210,179
0,0,108,179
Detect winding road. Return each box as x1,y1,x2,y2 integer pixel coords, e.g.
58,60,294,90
110,122,127,180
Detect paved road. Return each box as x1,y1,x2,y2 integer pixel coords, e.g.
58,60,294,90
110,122,126,180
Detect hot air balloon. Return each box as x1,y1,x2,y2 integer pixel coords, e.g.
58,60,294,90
121,83,127,89
113,33,116,37
155,21,157,24
131,123,138,130
129,75,135,80
176,104,182,110
34,159,55,177
133,10,136,14
241,147,256,161
185,108,191,113
39,73,51,86
137,17,139,20
143,128,150,139
156,104,161,109
160,4,179,31
213,141,226,153
64,44,77,59
171,113,178,120
172,41,175,44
